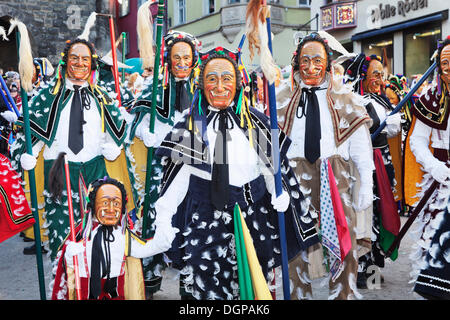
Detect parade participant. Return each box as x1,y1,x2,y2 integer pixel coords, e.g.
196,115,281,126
127,28,201,298
152,46,319,300
51,176,176,300
408,37,450,300
0,86,18,157
11,38,133,264
0,148,34,243
342,53,402,289
410,73,429,103
278,33,375,299
32,57,54,91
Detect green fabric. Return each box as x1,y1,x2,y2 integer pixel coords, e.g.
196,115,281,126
43,156,109,261
233,203,254,300
379,224,398,261
16,78,127,147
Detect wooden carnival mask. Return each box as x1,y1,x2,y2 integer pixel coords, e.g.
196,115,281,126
385,87,400,105
66,43,92,84
298,41,328,87
203,58,237,110
363,59,384,94
94,184,123,227
170,41,193,78
440,44,450,89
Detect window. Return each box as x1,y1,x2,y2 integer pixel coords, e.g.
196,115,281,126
299,0,311,6
362,35,394,76
176,0,186,25
404,24,441,78
228,0,250,4
204,0,215,15
118,0,130,17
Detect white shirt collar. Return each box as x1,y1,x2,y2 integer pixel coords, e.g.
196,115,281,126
65,78,89,90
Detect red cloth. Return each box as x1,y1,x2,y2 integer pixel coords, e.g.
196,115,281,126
0,154,34,243
327,160,352,261
373,149,400,236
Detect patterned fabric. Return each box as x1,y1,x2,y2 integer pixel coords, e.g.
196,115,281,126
320,159,344,281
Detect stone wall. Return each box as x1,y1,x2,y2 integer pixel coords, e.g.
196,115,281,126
0,0,115,70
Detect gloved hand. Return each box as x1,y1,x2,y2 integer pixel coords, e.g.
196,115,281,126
385,112,402,137
119,107,134,124
101,143,122,161
1,110,18,123
430,162,450,185
271,189,290,212
355,185,373,211
151,223,179,253
20,153,37,171
64,240,84,268
140,130,158,148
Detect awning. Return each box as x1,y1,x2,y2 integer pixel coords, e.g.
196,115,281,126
351,10,448,41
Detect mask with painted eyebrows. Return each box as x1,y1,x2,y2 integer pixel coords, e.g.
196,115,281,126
66,43,92,83
170,41,193,78
203,58,237,110
298,41,328,87
440,44,450,89
94,184,123,226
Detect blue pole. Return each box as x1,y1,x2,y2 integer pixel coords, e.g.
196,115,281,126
371,61,437,140
0,75,21,117
265,8,291,300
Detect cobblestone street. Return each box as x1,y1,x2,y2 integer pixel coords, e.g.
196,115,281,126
0,217,424,300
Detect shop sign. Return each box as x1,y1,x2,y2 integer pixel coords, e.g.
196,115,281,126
321,1,357,31
371,0,428,23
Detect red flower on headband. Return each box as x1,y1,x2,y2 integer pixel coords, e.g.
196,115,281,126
215,46,224,52
177,34,184,39
228,52,236,60
201,54,209,61
366,56,371,61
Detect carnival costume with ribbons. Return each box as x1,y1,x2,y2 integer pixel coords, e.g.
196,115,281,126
341,54,401,279
51,177,168,300
278,40,374,299
153,46,319,300
407,77,450,299
11,51,137,262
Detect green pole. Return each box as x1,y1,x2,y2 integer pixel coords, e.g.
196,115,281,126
16,31,47,300
121,32,127,83
142,0,165,234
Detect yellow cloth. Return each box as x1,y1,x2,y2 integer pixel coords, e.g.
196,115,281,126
403,117,432,206
238,208,273,300
387,134,403,202
23,149,48,241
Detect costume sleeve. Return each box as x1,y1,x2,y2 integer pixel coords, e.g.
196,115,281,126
409,117,441,173
154,164,195,225
348,125,375,191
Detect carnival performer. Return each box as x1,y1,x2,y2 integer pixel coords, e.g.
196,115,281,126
279,33,375,299
126,26,201,297
342,53,402,289
10,38,134,266
52,176,176,300
408,37,450,300
152,46,319,300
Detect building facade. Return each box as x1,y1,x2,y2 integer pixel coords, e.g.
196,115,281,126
312,0,449,79
0,0,116,71
166,0,313,68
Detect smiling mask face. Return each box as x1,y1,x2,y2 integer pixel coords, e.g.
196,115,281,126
94,184,122,227
170,41,193,78
363,59,384,94
66,43,92,84
440,45,450,89
203,58,236,110
298,41,327,87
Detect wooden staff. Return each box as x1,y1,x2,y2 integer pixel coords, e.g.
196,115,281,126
63,154,82,300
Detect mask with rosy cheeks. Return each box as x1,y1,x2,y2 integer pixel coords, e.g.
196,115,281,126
66,43,92,84
94,184,123,226
363,59,384,94
170,42,193,78
298,41,327,87
203,58,237,110
440,45,450,89
385,87,400,106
